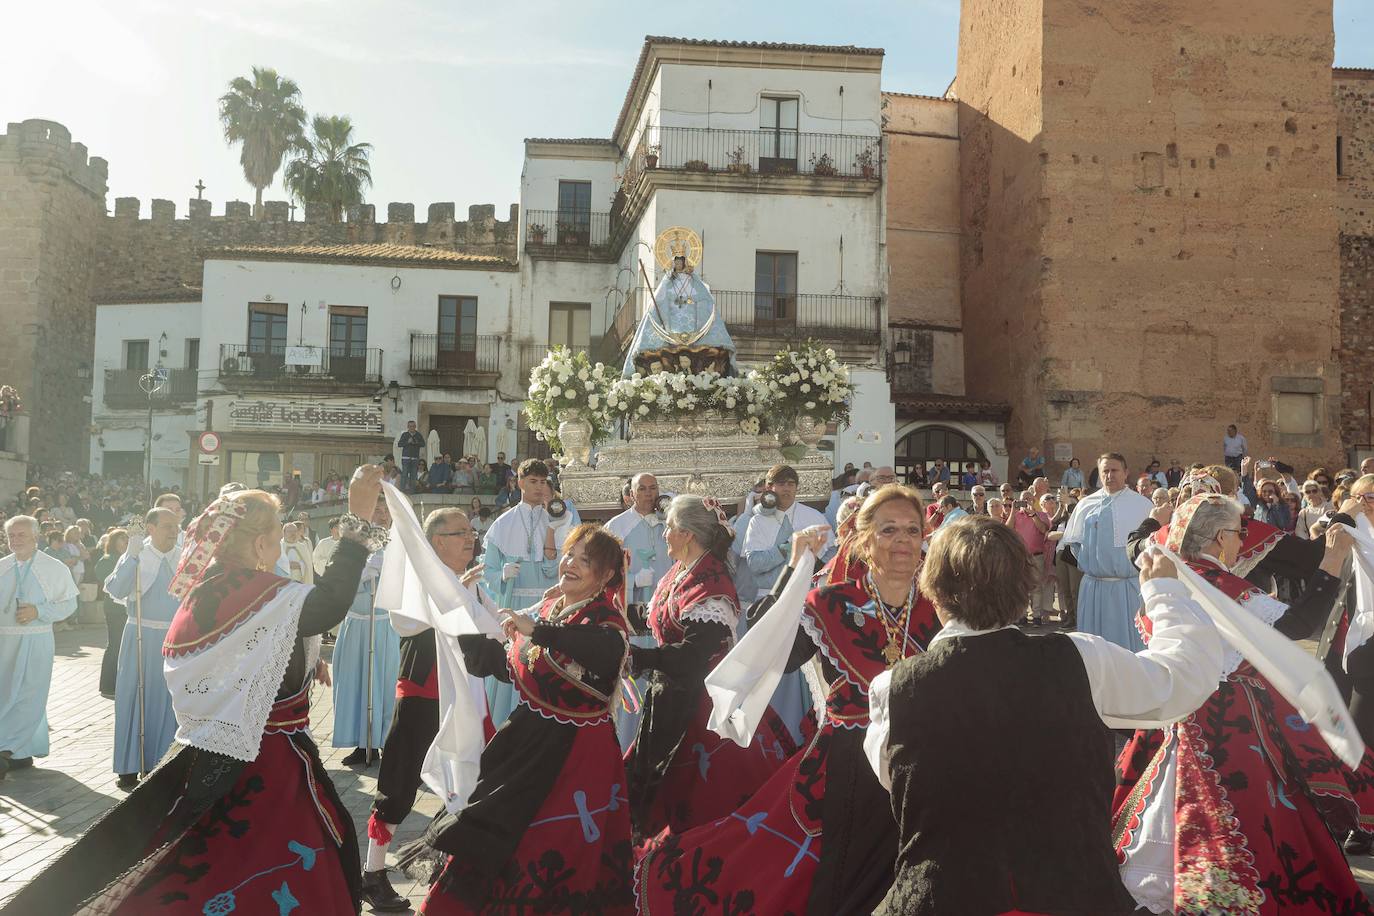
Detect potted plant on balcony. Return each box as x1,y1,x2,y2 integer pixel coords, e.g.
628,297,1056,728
528,223,548,244
809,152,839,177
728,145,752,175
645,144,660,169
855,144,878,179
684,159,710,172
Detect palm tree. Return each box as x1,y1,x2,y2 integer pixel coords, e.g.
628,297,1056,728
284,115,374,222
217,68,307,218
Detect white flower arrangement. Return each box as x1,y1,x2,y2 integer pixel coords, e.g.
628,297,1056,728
756,340,855,428
526,346,614,451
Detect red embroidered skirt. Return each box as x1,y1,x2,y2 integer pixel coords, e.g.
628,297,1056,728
421,719,634,915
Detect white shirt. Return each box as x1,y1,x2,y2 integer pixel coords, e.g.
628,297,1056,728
1223,432,1247,458
312,535,339,577
864,578,1223,790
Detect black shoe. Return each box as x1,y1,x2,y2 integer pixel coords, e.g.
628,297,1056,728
116,773,139,789
360,869,410,912
7,757,32,771
342,748,380,767
1345,831,1374,856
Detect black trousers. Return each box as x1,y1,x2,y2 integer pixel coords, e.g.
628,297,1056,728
372,695,440,826
99,602,127,696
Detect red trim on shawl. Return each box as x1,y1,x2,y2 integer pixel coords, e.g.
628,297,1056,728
802,580,940,693
1232,518,1283,577
820,533,867,587
162,567,290,658
647,552,736,646
508,594,629,726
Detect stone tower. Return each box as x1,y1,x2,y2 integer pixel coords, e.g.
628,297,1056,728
0,119,107,470
957,0,1341,472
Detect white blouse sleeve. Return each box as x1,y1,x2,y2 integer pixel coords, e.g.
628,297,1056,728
681,594,739,630
864,668,894,791
1068,578,1224,729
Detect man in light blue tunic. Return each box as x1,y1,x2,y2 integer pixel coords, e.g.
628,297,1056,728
622,255,737,377
104,507,182,786
1060,453,1154,651
0,515,78,778
334,491,399,766
481,458,569,727
605,473,671,749
741,464,832,743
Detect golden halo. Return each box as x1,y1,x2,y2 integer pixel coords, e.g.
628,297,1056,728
654,227,703,271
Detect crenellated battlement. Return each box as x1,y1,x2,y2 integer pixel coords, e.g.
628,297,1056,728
0,119,108,198
95,199,519,300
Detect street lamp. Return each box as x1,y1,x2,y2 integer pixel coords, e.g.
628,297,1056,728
139,366,167,505
886,339,912,383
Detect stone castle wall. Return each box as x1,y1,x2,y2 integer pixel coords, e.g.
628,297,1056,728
959,0,1343,472
96,199,519,301
0,120,107,468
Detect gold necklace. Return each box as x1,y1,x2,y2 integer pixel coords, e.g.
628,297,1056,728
864,570,916,665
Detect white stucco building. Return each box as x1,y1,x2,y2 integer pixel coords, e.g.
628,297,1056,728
90,36,907,500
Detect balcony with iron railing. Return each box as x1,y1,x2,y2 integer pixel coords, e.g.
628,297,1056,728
217,343,383,390
103,367,199,410
409,333,502,386
606,288,883,366
625,125,880,186
523,209,613,261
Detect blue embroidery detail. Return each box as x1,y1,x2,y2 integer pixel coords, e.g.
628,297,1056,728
527,786,628,843
272,882,299,915
200,841,324,915
731,810,821,877
1285,714,1312,732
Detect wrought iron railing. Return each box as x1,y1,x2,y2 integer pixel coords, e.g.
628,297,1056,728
523,209,611,253
217,343,383,386
624,126,881,190
103,367,199,409
409,333,501,375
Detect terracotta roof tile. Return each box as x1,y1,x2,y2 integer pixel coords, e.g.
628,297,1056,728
209,244,517,270
883,90,956,103
613,36,885,144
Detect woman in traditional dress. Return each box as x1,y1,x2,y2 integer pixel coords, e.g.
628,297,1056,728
1113,494,1374,915
636,485,942,915
419,523,635,914
1,466,388,916
624,495,796,840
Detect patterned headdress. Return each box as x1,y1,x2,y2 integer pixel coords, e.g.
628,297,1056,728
1165,493,1229,555
701,497,733,532
1179,470,1222,495
168,494,251,599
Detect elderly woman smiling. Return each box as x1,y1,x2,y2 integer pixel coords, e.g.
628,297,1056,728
865,514,1225,916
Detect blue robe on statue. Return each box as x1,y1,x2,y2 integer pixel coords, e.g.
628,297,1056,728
104,545,181,775
622,269,738,377
332,552,400,749
605,507,672,750
1063,488,1152,652
0,551,77,759
482,501,560,727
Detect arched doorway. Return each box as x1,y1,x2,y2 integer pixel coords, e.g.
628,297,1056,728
895,424,989,486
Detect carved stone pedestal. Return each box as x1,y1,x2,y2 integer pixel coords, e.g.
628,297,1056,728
557,412,833,510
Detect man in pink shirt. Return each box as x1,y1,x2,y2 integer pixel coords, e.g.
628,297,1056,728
1007,489,1054,624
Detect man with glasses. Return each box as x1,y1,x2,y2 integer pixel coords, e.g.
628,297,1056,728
360,507,480,912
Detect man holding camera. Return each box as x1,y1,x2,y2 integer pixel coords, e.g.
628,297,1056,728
742,465,831,601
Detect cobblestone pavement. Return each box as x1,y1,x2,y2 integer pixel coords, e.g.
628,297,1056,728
0,624,438,910
4,624,1374,912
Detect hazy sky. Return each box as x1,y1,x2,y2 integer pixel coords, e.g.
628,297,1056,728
6,0,1372,216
